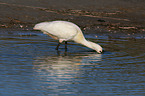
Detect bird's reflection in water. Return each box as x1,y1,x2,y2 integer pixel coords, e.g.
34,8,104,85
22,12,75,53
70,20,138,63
33,53,102,93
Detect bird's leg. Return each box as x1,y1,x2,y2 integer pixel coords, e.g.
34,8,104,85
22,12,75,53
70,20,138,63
57,50,60,56
65,41,67,52
55,42,60,50
56,39,67,51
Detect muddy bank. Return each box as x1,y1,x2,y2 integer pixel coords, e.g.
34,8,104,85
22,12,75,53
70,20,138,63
0,0,145,32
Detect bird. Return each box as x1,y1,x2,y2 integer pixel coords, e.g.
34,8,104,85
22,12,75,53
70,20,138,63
33,20,103,53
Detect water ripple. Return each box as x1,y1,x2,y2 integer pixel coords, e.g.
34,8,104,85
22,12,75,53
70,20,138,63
0,30,145,95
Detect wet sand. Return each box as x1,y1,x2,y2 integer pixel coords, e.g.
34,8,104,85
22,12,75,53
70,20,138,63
0,0,145,32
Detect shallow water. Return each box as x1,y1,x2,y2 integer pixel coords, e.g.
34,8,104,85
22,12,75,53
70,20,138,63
0,29,145,96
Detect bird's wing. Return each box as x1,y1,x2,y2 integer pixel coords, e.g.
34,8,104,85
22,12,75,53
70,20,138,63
44,21,79,40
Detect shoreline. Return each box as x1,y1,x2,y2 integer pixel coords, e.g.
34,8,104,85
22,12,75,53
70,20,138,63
0,0,145,33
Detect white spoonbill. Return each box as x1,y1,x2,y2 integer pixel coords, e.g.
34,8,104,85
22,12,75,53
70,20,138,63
33,21,103,53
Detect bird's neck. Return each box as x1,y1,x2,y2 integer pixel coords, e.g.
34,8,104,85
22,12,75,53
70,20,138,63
80,39,95,50
73,31,95,50
81,39,103,52
73,31,102,51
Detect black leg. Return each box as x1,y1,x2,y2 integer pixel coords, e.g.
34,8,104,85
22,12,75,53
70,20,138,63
55,42,60,50
57,50,60,56
65,41,67,52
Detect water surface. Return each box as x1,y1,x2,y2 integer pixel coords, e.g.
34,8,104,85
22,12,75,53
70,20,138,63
0,29,145,96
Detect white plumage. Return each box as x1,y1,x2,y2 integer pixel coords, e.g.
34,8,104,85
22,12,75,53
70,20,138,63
33,21,103,53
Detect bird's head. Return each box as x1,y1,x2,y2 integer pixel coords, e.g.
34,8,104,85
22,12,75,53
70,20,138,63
88,41,103,53
94,44,103,53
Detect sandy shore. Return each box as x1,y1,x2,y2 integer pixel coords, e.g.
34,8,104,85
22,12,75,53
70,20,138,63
0,0,145,32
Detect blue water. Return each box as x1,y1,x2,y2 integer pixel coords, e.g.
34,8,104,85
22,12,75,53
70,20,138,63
0,29,145,96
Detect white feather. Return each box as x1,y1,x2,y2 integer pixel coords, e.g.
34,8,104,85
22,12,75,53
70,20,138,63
34,21,103,53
